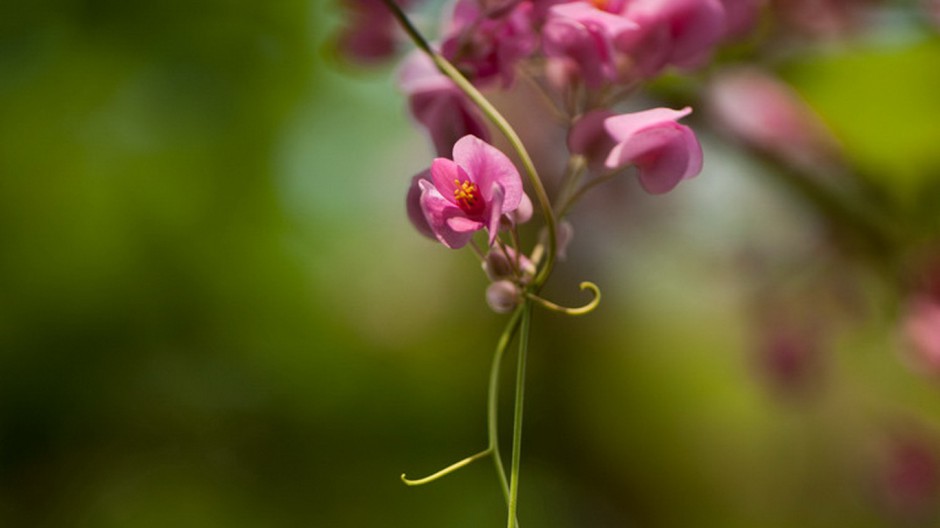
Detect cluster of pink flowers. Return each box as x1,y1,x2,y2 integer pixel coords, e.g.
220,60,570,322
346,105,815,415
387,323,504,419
388,0,758,310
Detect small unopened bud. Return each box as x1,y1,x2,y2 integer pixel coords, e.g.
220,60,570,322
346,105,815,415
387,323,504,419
486,280,520,314
483,247,536,282
501,193,534,229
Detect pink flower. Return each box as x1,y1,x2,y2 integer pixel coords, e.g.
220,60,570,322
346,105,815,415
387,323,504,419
878,433,940,521
335,0,410,64
440,0,539,86
399,52,490,156
416,135,527,248
569,107,703,194
542,3,638,89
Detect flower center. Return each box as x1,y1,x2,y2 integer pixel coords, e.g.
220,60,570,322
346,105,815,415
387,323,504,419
454,179,485,215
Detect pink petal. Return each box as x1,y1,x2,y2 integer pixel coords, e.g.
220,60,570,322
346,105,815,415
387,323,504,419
451,135,523,211
419,180,477,249
486,183,506,246
604,106,692,144
406,171,435,239
430,157,470,206
667,0,726,68
611,125,699,194
568,109,615,162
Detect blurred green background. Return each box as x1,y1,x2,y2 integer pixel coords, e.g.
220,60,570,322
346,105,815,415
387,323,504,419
2,1,940,527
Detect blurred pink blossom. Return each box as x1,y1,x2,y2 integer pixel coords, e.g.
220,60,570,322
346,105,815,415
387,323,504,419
706,67,840,170
878,433,940,521
441,0,539,86
336,0,410,64
618,0,728,77
542,3,638,89
399,51,491,156
416,135,528,248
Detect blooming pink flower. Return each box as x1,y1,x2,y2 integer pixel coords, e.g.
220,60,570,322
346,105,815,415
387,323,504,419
399,51,490,156
416,135,527,248
542,3,638,89
569,106,703,194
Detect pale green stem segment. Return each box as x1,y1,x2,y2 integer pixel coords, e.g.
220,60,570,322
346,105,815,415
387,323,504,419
507,300,532,528
490,306,524,528
401,448,492,486
526,281,601,316
379,0,558,288
398,304,523,524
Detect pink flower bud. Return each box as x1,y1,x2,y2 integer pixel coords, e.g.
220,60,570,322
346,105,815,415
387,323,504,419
483,246,536,282
486,280,521,313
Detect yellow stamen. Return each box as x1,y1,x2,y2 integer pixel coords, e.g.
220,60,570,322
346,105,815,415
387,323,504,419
453,179,481,212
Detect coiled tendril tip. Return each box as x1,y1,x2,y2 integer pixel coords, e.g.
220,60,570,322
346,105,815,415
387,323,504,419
527,281,601,316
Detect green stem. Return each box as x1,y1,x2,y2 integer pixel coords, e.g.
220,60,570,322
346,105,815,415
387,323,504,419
507,300,532,528
380,0,558,287
489,306,524,509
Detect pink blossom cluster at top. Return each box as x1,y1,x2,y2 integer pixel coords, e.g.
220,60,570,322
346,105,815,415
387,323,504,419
395,0,743,251
432,0,761,89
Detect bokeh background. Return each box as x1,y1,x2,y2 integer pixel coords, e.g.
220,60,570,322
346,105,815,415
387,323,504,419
2,1,940,526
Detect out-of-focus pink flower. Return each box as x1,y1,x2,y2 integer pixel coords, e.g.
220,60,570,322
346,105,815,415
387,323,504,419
706,67,840,170
618,0,727,77
903,295,940,374
417,135,527,248
336,0,409,64
927,0,940,28
877,433,940,522
719,0,764,38
569,107,703,194
542,3,638,89
755,319,823,397
441,0,539,86
399,52,490,156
